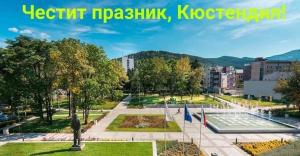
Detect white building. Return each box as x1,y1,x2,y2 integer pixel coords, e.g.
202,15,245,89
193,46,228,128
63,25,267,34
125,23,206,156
244,81,282,100
122,56,134,72
243,59,293,100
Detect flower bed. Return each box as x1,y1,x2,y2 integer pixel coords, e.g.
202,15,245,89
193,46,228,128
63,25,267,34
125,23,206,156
237,140,289,156
120,116,165,128
107,114,181,132
157,140,205,156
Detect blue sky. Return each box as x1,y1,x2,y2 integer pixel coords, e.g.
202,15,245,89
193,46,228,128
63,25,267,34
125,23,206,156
0,0,300,59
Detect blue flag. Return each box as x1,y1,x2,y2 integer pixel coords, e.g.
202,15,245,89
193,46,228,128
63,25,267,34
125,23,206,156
184,104,192,122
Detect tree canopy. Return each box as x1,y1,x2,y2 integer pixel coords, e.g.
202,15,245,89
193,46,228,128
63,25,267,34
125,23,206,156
0,36,127,124
275,62,300,111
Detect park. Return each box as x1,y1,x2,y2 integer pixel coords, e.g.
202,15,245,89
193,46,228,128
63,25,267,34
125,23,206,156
0,36,300,156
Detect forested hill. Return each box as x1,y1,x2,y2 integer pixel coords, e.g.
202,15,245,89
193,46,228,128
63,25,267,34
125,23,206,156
266,49,300,61
121,51,254,68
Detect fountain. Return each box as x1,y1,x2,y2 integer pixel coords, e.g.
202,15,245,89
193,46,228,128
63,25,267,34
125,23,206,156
201,112,298,133
268,110,272,119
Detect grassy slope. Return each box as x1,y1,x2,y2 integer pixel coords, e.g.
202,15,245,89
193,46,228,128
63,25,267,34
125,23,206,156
0,142,152,156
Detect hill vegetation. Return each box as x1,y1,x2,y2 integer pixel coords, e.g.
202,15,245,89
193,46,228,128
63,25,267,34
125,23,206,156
122,51,253,68
119,49,300,68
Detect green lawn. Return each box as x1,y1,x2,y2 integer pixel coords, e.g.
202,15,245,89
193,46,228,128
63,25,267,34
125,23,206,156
219,95,285,107
11,113,106,133
53,99,119,110
106,114,181,132
92,100,119,110
128,95,222,108
0,142,152,156
54,110,104,115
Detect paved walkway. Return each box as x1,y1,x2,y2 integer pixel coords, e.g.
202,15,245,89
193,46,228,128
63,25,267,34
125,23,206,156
83,97,300,156
1,96,300,156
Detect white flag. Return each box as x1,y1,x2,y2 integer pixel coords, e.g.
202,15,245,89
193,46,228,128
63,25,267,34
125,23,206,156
164,102,173,121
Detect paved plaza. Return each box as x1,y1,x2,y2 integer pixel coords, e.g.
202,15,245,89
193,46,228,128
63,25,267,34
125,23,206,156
1,96,300,156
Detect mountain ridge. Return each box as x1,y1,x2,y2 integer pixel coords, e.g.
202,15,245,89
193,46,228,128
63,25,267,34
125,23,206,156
118,49,300,68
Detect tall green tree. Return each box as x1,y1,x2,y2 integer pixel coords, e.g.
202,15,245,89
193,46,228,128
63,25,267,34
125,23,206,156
189,67,204,100
151,58,170,98
174,57,191,100
0,36,58,124
275,62,300,112
55,38,90,116
109,60,128,100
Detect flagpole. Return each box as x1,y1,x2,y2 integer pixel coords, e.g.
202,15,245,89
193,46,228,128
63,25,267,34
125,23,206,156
183,117,185,156
164,117,167,156
199,112,202,156
164,101,167,156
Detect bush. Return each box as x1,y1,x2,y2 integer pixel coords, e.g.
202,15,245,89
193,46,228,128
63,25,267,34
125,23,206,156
111,90,124,101
268,108,300,118
262,140,300,156
238,140,289,156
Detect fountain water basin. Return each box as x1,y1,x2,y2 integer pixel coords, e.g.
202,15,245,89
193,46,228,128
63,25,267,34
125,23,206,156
195,112,299,133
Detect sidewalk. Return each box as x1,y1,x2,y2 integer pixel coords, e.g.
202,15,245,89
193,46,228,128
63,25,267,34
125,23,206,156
1,96,300,156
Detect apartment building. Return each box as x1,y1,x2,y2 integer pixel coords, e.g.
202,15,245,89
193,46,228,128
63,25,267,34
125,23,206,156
121,56,134,72
244,58,292,100
204,66,243,94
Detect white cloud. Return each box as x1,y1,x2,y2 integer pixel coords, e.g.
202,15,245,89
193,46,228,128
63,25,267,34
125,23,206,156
69,26,91,36
0,41,7,48
142,26,162,32
74,26,91,33
279,40,288,44
39,32,50,39
8,27,19,33
20,29,33,34
96,27,119,34
230,13,300,39
111,42,137,55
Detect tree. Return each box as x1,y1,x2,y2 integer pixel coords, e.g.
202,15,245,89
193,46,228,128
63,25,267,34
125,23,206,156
55,38,90,116
109,60,128,100
0,36,58,124
136,59,155,94
189,67,204,100
29,39,59,124
274,62,300,112
151,58,170,98
130,68,141,95
174,57,191,100
79,44,127,124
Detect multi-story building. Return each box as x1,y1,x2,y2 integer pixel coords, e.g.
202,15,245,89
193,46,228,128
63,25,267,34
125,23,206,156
244,58,292,100
243,64,251,81
250,58,292,81
204,66,222,93
235,69,244,88
121,56,134,72
204,66,243,93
